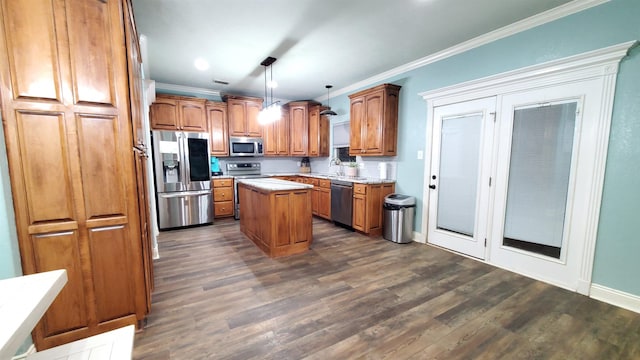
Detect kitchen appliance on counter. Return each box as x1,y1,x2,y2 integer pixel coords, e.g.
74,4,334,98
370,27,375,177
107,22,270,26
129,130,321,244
229,137,264,157
331,179,354,229
210,156,222,176
227,162,269,220
151,130,213,230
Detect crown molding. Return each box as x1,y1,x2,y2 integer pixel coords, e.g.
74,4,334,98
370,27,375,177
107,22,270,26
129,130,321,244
155,82,222,97
323,0,610,101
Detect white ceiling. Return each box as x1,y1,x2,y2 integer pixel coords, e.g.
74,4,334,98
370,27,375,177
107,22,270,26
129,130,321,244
132,0,574,101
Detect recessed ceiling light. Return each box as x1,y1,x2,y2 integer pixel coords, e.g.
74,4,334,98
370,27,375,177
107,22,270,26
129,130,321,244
194,57,209,71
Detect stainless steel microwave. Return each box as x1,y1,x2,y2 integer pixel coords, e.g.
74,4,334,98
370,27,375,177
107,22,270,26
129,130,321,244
229,137,264,157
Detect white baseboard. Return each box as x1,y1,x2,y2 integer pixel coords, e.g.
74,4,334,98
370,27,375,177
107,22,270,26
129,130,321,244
12,345,36,360
412,231,426,244
590,283,640,314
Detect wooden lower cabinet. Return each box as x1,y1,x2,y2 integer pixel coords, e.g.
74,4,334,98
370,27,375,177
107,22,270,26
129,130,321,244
212,178,234,218
317,179,331,220
352,183,395,235
238,183,312,257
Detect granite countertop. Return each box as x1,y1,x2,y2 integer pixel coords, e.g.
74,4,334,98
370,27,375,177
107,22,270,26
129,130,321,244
236,178,313,191
266,172,396,185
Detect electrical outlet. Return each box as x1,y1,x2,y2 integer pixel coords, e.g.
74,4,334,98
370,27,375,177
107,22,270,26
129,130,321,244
358,162,365,169
296,161,301,166
417,150,424,160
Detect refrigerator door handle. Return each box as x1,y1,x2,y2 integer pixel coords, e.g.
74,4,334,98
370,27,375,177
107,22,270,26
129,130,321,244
158,190,211,198
182,134,192,187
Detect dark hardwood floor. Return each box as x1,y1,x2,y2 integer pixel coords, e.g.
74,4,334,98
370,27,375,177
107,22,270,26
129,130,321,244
133,218,640,359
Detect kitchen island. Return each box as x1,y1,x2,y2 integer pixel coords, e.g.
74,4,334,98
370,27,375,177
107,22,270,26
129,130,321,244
237,178,313,257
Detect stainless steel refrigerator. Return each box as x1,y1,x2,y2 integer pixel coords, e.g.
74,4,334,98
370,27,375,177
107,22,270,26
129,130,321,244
151,130,213,229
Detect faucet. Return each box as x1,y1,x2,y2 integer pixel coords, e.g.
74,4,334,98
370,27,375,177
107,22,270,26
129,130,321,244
329,157,344,176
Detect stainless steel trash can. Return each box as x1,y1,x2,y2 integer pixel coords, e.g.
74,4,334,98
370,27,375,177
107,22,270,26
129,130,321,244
383,194,416,244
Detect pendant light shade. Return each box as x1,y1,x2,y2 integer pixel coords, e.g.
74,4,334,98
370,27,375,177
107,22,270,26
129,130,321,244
320,85,337,116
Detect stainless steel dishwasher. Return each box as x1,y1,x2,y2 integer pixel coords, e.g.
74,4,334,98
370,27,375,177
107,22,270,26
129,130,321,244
331,179,353,229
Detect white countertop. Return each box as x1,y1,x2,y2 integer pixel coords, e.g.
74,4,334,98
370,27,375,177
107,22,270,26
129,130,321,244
0,270,68,359
237,178,313,191
267,172,396,184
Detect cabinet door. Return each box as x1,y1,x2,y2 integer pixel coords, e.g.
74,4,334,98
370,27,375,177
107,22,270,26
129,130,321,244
150,98,179,130
311,188,319,215
318,113,330,157
124,1,145,148
364,90,384,154
246,100,263,137
308,106,320,156
353,193,366,231
349,96,365,155
263,120,278,156
277,108,290,155
228,99,247,136
207,103,228,156
179,99,206,131
289,105,308,156
318,188,331,219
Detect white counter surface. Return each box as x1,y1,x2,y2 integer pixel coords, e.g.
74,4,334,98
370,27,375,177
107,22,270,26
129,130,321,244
0,270,67,359
266,172,396,184
237,178,313,191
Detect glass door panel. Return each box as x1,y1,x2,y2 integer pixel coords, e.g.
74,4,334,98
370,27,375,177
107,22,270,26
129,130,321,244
427,97,495,259
503,103,577,258
437,114,482,236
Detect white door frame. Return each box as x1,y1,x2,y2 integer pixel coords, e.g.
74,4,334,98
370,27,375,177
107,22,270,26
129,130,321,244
420,41,635,295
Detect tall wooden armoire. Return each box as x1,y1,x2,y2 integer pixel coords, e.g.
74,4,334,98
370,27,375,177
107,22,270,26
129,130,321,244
0,0,152,350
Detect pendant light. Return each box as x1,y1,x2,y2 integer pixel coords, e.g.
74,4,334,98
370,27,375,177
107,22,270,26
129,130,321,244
320,85,337,116
258,56,281,125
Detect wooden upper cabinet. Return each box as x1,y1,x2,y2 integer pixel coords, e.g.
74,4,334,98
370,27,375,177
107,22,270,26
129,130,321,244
264,106,290,156
179,98,207,131
207,101,228,156
349,84,401,156
289,102,310,156
288,101,328,157
225,95,264,137
150,94,207,131
308,105,329,157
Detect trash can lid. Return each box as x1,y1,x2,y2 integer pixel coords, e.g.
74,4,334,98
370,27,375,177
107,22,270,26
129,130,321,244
385,193,416,206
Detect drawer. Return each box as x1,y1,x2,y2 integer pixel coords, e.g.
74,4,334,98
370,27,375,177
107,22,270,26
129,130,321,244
214,201,234,217
354,183,367,195
213,178,233,188
308,178,319,186
319,179,331,188
213,188,233,201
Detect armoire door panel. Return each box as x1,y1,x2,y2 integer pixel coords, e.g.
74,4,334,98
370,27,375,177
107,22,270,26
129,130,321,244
89,225,135,323
2,0,61,101
32,231,88,336
66,0,116,105
76,114,127,218
17,111,75,223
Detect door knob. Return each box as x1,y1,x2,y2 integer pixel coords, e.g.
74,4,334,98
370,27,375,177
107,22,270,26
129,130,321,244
429,184,436,189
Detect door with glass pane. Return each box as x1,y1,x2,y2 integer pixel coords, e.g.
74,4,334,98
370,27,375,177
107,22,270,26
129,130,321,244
490,85,583,290
427,97,495,259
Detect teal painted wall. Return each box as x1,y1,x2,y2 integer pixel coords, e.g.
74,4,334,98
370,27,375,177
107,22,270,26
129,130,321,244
326,0,640,295
0,119,21,280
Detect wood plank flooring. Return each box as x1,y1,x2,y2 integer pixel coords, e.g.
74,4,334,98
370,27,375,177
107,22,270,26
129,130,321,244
133,218,640,359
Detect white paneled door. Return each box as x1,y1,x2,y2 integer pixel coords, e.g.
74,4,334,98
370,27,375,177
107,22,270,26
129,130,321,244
427,97,496,259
